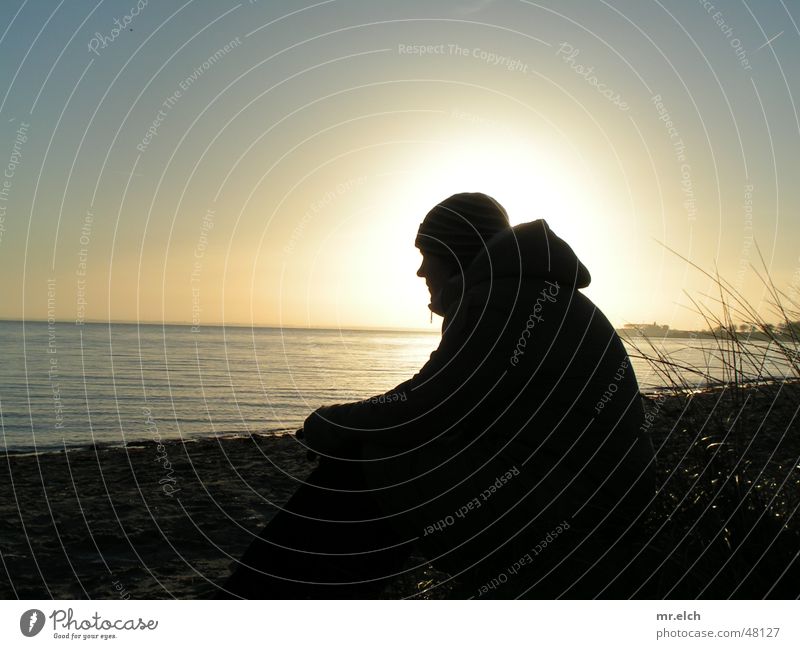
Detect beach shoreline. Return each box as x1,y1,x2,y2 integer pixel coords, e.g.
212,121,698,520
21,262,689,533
0,433,316,598
4,376,793,457
1,379,798,599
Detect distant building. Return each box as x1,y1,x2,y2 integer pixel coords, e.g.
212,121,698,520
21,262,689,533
621,322,670,336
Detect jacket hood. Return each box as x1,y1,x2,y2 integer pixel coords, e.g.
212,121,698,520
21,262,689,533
460,217,590,284
434,219,590,317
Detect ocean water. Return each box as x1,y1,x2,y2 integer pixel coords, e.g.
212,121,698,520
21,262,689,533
0,320,792,452
0,321,440,452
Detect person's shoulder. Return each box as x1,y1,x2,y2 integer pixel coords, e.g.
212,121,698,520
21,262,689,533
465,276,576,310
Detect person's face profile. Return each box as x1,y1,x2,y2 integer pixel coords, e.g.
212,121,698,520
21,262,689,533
417,251,457,313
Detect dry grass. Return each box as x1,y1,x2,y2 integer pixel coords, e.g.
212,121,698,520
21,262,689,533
622,249,799,598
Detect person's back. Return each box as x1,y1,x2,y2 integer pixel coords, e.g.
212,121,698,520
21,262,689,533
357,215,656,598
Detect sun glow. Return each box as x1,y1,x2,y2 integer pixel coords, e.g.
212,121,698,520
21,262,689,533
398,135,603,252
284,126,640,329
299,133,620,330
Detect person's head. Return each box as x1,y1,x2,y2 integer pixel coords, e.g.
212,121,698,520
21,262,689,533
415,192,510,315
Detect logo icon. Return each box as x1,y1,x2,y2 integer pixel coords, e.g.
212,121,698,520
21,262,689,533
20,609,45,637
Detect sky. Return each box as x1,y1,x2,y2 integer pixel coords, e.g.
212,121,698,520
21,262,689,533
0,0,798,331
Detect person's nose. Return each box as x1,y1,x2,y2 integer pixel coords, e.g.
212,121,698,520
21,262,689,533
416,260,425,277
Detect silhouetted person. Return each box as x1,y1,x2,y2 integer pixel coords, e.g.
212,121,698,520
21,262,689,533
223,193,656,599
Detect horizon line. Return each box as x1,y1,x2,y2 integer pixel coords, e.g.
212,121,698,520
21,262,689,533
0,317,720,334
0,318,439,334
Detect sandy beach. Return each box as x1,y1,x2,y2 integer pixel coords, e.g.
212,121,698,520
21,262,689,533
2,381,798,599
0,433,319,599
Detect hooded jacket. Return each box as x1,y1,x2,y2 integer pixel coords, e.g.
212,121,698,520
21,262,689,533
303,220,656,597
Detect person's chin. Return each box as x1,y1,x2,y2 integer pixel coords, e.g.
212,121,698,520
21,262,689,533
428,299,445,317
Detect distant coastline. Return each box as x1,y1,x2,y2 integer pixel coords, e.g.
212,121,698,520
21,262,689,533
617,322,799,342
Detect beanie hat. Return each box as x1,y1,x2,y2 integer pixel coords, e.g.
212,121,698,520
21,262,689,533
415,193,510,269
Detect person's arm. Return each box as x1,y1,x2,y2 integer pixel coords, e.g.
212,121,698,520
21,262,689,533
301,298,493,458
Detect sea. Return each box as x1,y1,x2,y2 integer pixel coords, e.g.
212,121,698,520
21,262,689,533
0,320,793,452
